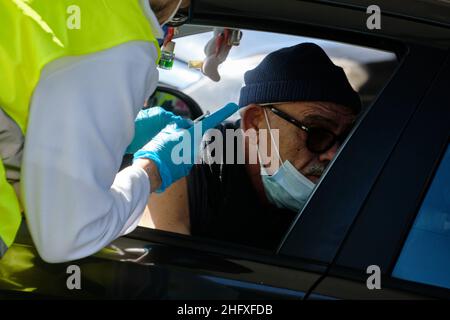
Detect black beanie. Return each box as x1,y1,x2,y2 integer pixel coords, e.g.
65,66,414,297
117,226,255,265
239,43,361,114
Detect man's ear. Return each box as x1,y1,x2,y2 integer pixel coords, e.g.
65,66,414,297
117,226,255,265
241,104,265,132
241,104,264,163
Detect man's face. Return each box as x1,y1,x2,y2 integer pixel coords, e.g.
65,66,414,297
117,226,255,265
254,101,357,183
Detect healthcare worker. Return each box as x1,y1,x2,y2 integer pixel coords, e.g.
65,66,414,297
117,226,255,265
0,0,235,263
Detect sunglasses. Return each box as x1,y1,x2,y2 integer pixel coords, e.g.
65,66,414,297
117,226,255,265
265,105,352,154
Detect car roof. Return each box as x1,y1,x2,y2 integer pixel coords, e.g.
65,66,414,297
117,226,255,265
191,0,450,49
326,0,450,27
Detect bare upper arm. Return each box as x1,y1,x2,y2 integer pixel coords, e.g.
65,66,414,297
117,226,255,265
138,177,190,235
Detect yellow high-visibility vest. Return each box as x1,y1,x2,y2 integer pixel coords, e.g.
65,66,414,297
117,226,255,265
0,0,161,258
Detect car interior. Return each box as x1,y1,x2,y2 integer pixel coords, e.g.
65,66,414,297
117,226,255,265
125,24,400,251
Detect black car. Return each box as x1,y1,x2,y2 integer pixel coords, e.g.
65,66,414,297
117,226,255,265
1,0,450,300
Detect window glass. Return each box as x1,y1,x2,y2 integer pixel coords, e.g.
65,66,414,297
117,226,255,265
138,26,398,252
393,144,450,289
158,27,397,119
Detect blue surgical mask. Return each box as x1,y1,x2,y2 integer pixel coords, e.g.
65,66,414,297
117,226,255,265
259,108,315,212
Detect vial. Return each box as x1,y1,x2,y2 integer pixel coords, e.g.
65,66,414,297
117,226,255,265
159,41,175,70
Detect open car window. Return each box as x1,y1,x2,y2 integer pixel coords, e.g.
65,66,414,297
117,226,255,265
158,27,397,117
138,25,399,255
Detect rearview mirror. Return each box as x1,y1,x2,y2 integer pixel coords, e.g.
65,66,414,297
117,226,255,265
145,86,203,120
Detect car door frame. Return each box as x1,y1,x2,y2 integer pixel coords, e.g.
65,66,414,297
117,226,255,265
278,42,448,259
3,0,450,300
306,50,450,299
187,1,449,268
127,0,450,298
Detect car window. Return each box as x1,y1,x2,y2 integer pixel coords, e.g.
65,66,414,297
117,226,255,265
139,25,399,252
158,27,397,117
392,143,450,290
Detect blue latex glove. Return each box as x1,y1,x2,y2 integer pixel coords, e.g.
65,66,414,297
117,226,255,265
125,107,191,154
134,103,240,192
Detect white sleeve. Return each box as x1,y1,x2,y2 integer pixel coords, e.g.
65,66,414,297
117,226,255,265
22,41,159,263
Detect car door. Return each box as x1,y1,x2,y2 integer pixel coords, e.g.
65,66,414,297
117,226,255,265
302,49,450,299
117,40,446,299
3,0,448,300
0,223,327,299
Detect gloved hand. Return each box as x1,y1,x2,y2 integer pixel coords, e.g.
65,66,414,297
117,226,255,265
125,107,191,154
133,103,240,192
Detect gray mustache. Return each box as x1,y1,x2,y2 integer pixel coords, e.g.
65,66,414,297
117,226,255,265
304,164,327,177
